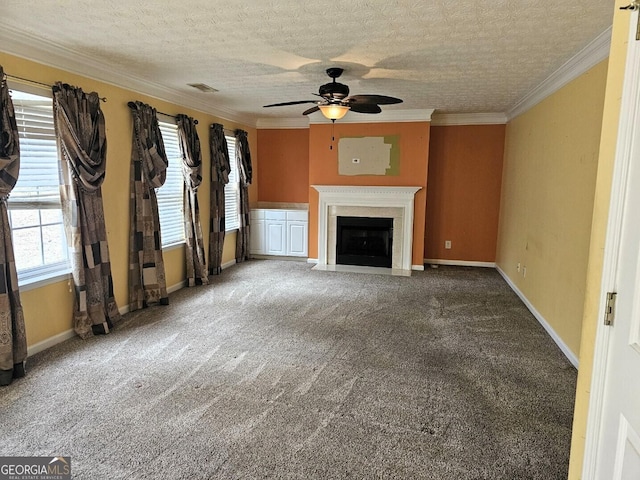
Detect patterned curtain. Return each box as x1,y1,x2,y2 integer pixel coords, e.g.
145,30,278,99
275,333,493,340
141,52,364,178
128,101,169,311
176,114,208,286
52,82,121,340
0,66,27,386
235,129,253,263
208,123,230,275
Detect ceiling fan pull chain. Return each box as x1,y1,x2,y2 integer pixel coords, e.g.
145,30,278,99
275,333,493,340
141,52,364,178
330,120,336,150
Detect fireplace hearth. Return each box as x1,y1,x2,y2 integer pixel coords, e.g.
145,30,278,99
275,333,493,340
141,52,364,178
336,216,393,268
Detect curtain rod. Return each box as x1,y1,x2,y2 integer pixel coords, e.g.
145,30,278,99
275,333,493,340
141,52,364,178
4,74,107,102
158,110,199,125
128,101,198,124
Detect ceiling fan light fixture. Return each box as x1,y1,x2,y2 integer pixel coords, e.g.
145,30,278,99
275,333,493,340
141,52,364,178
318,104,350,121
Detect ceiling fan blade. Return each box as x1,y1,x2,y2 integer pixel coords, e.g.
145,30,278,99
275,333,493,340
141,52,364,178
263,100,317,108
348,103,382,114
346,94,403,105
302,105,320,115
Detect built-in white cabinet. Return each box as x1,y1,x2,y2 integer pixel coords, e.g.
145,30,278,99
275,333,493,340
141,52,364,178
250,211,266,254
250,209,308,258
265,210,286,255
285,210,308,256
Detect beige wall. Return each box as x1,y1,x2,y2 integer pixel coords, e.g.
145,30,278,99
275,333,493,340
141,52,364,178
495,60,608,358
0,51,258,348
568,2,631,477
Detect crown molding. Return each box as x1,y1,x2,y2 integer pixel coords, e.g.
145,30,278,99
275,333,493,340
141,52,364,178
256,117,310,129
307,108,434,124
431,112,507,126
257,108,436,128
507,26,612,121
0,25,434,129
1,21,611,129
0,25,257,128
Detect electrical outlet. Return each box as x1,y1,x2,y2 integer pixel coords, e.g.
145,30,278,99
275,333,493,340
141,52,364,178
445,240,452,249
523,266,527,278
517,262,521,272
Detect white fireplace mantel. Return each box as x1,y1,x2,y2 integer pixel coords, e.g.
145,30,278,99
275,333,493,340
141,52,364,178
312,185,422,274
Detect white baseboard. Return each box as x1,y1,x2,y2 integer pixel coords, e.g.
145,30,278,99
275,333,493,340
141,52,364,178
33,261,240,356
27,328,75,357
221,259,237,270
167,280,186,294
29,281,186,354
307,258,319,264
117,279,187,316
424,259,496,268
496,266,579,368
252,255,308,262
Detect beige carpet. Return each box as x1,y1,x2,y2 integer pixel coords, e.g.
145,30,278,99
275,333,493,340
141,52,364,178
0,260,577,479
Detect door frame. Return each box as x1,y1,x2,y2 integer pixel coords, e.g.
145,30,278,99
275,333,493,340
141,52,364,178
583,9,640,478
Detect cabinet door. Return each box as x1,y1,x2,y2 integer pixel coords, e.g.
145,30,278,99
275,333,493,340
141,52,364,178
250,220,266,254
286,221,308,257
266,221,286,255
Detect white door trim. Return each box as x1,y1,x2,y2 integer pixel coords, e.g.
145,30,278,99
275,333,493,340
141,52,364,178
583,10,640,479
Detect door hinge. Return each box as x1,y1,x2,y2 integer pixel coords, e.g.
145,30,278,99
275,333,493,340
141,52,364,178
620,1,640,10
620,1,640,40
604,292,617,326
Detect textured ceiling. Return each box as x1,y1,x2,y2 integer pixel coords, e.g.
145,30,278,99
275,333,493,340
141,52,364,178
0,0,614,122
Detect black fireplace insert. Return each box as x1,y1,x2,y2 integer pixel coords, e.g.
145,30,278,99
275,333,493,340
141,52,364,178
336,216,393,268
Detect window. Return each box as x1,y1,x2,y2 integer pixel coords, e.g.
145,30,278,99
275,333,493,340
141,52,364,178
8,89,70,284
157,120,185,247
224,134,240,231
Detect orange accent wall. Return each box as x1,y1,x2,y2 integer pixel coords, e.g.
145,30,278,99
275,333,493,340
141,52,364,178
257,128,309,203
425,125,505,262
308,122,430,266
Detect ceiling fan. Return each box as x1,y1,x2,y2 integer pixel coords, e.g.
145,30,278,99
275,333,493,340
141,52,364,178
263,67,403,121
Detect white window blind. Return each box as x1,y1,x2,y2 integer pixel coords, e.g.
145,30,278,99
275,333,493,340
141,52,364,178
225,134,240,232
8,90,70,282
157,121,185,247
11,96,61,208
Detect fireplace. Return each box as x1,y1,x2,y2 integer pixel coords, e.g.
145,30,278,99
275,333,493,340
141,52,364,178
336,216,393,268
312,185,422,275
